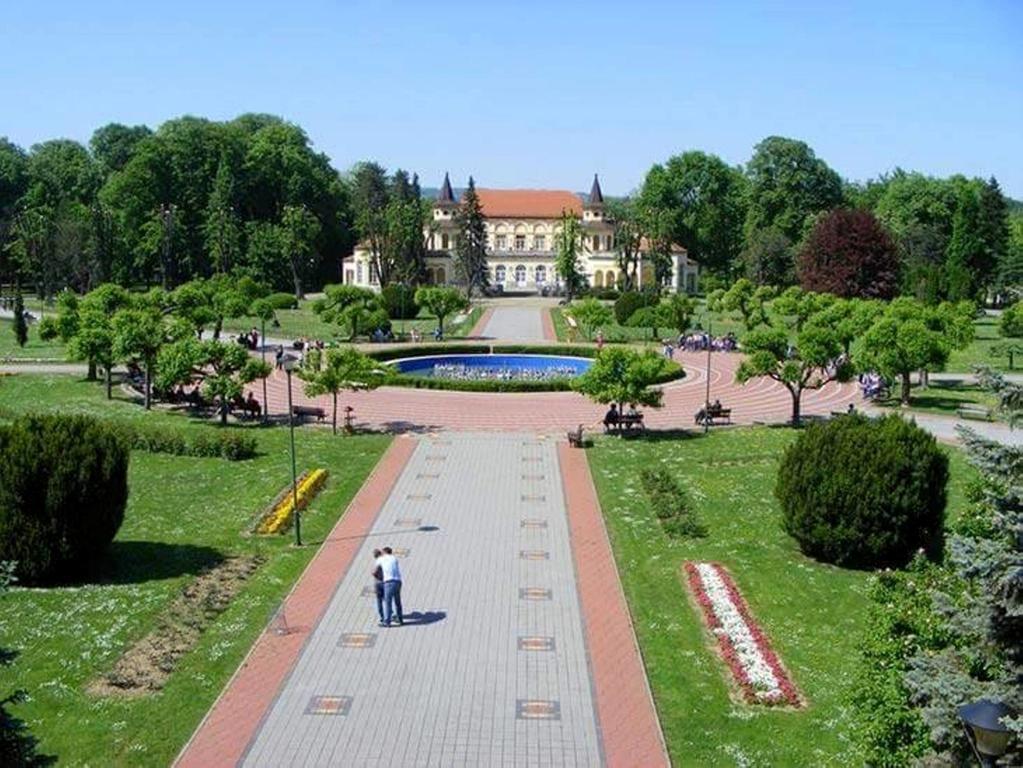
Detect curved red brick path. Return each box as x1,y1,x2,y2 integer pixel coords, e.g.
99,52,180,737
560,442,669,767
174,437,417,768
251,350,862,433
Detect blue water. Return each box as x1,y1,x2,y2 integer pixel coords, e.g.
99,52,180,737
391,354,592,380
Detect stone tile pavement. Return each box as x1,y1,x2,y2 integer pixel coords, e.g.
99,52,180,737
481,307,547,342
238,433,610,767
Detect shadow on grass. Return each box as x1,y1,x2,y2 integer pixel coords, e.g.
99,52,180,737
90,540,225,586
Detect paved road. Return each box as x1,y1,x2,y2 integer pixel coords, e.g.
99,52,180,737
242,434,603,767
481,307,546,342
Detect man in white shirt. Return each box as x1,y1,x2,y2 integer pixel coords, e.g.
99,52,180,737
376,546,403,627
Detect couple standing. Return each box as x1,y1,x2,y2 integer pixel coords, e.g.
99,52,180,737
372,547,404,627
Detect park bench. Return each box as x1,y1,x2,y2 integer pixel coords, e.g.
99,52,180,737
293,404,326,422
957,405,992,422
695,405,732,426
619,413,645,431
567,424,585,448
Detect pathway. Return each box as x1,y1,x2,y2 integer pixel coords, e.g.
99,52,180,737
177,434,665,767
480,307,550,341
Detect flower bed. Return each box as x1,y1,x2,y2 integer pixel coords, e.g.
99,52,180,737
254,468,328,534
684,561,802,707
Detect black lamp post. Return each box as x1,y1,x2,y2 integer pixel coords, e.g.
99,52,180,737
703,319,712,434
282,356,301,546
958,699,1014,767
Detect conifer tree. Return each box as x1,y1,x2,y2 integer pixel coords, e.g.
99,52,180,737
12,292,27,348
453,177,488,299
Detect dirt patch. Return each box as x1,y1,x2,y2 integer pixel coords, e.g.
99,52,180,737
89,554,265,698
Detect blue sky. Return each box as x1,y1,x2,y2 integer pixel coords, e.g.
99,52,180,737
2,1,1021,197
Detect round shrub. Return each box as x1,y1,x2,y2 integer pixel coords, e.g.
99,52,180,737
614,290,658,325
0,414,129,584
268,292,299,310
775,414,947,568
380,283,420,320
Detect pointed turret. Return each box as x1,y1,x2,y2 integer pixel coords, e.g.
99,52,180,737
587,174,604,208
437,172,456,207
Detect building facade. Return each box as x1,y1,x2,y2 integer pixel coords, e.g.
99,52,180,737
343,174,700,294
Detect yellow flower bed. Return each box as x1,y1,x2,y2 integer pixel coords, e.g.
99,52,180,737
255,468,328,535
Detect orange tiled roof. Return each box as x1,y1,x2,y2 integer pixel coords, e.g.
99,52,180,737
472,189,582,219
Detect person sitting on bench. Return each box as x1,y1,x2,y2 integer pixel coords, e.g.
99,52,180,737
603,403,619,432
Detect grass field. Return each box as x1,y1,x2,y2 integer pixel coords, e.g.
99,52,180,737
587,427,974,767
0,318,67,360
0,375,390,766
877,380,1001,420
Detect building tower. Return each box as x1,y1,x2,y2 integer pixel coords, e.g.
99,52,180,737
583,173,604,222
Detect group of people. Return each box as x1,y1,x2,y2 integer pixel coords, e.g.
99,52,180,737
235,327,261,351
859,372,887,400
371,547,404,627
677,332,738,353
431,363,576,382
602,402,643,430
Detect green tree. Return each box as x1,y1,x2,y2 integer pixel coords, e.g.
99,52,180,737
999,301,1023,338
741,226,793,286
606,198,643,290
744,136,844,244
314,284,387,340
945,190,989,302
660,293,697,336
736,319,852,425
721,278,774,331
554,211,585,301
453,177,489,298
203,156,241,275
11,292,27,348
280,204,321,299
89,123,152,176
350,161,391,284
299,347,384,434
111,306,176,410
640,151,748,276
171,276,249,340
566,298,613,341
414,286,468,338
572,347,669,413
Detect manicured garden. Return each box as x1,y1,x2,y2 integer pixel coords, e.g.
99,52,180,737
0,318,66,361
0,374,390,765
587,426,975,766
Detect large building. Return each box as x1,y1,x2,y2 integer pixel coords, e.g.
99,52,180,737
343,174,700,294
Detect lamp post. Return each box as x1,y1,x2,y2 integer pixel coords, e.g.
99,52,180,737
958,699,1014,767
282,356,301,546
704,319,712,434
260,313,268,423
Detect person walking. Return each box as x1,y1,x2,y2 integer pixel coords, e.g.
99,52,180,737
377,546,403,627
370,548,385,624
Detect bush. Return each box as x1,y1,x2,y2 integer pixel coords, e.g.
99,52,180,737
0,415,129,584
104,422,257,461
267,292,299,310
998,301,1023,338
614,290,658,325
380,283,420,320
775,414,947,568
639,467,707,538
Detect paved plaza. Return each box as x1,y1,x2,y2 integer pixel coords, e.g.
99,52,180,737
479,306,551,342
177,433,666,767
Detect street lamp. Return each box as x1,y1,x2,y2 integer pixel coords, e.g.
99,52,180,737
282,356,301,546
704,319,712,434
958,699,1014,767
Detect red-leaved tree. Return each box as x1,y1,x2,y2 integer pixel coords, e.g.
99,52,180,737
797,209,899,299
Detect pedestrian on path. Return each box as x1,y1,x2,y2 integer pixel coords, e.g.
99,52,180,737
376,546,403,626
371,548,385,623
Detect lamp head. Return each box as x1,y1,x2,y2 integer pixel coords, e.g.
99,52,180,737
958,699,1014,759
282,356,299,373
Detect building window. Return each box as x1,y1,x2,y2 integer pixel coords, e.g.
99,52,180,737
514,265,527,285
369,263,379,285
356,261,363,283
607,235,614,251
441,233,449,249
514,234,526,250
495,265,507,283
535,265,547,285
496,234,507,251
533,235,545,251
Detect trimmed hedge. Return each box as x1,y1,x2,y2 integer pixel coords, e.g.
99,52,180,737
0,414,129,584
267,292,299,310
614,290,658,325
381,283,420,320
110,422,257,461
366,344,685,392
640,467,706,538
775,414,947,568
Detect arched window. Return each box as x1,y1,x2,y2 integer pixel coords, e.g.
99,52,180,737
593,271,604,288
535,265,546,285
495,265,506,284
436,267,446,284
441,233,449,250
514,265,526,286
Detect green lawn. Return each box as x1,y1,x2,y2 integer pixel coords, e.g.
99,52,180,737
878,380,1001,420
587,427,974,767
0,319,67,360
948,313,1014,373
552,301,749,344
0,375,390,766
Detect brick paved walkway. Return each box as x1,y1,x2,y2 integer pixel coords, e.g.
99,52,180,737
481,307,547,341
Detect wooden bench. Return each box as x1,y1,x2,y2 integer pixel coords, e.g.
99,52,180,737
619,413,645,431
957,405,992,422
695,406,732,426
293,405,326,422
567,424,585,447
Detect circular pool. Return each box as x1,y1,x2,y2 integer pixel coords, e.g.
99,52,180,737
390,354,592,382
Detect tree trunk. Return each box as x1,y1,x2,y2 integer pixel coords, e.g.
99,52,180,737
213,319,222,341
291,263,304,300
87,359,97,381
789,387,801,427
144,364,152,410
901,372,912,405
221,397,229,425
332,392,338,435
262,376,269,423
105,365,112,400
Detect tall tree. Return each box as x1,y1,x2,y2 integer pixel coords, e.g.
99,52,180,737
11,292,27,348
453,177,488,299
797,208,899,299
740,226,794,286
944,190,988,302
314,284,388,340
0,139,28,282
203,156,241,274
744,136,844,244
572,347,668,413
414,286,468,338
89,123,152,176
606,198,642,290
350,161,391,284
555,211,585,301
280,204,321,298
299,347,384,434
640,151,748,277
